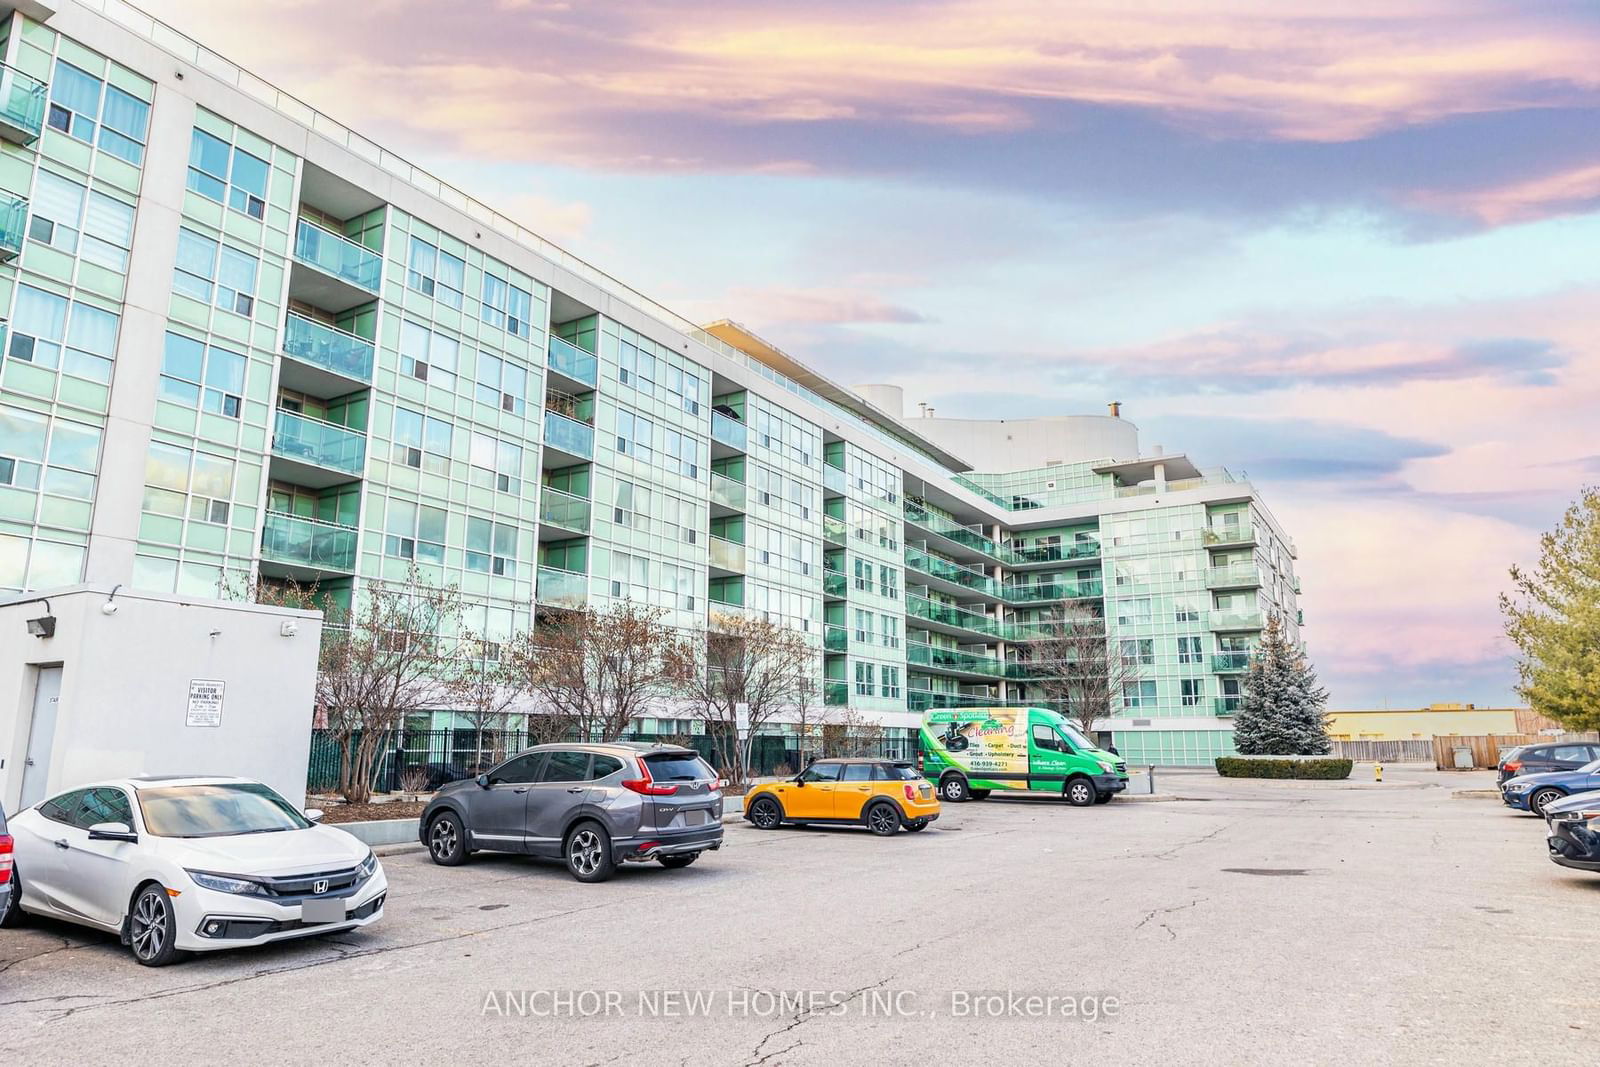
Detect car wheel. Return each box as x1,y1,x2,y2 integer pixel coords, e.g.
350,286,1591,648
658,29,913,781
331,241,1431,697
865,802,901,836
427,812,468,866
128,884,182,967
940,775,969,803
904,819,930,832
1065,778,1096,807
657,853,699,869
748,796,783,830
969,789,991,800
565,821,616,883
1530,787,1567,816
0,867,23,928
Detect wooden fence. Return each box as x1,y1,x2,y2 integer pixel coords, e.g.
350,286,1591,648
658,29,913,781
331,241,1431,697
1430,732,1600,770
1328,740,1435,763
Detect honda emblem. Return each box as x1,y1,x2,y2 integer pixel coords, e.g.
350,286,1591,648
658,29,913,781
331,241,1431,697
313,879,330,895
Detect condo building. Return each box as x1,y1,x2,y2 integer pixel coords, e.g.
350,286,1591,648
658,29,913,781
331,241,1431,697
0,0,1302,765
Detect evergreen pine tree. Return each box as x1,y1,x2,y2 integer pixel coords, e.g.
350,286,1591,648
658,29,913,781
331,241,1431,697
1232,612,1331,756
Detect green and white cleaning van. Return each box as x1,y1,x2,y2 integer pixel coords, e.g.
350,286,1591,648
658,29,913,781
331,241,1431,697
919,707,1129,806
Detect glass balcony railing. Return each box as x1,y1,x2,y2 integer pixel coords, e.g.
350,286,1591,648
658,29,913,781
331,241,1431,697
710,472,746,511
710,411,747,451
905,595,1050,643
1212,652,1251,672
908,643,1005,678
1006,540,1101,565
822,463,847,495
823,569,847,598
272,410,366,476
0,62,47,142
822,514,847,545
709,535,746,572
282,313,375,383
1210,611,1264,631
260,512,358,571
294,218,382,293
906,689,1022,712
904,546,1002,597
824,681,849,706
547,335,599,388
539,487,591,533
1203,524,1259,548
1214,696,1243,716
1207,563,1262,588
1002,578,1104,603
904,501,1003,559
536,566,588,607
824,625,848,653
543,410,595,460
0,193,25,260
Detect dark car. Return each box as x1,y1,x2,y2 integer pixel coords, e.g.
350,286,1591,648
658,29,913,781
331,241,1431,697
418,743,724,882
0,801,12,924
1499,743,1600,784
1544,790,1600,873
1501,759,1600,816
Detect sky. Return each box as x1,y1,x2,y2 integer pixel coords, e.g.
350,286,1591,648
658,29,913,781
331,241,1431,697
143,0,1600,709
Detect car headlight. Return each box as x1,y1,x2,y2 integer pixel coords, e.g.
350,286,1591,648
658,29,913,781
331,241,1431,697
357,849,379,880
1505,782,1533,792
187,870,266,895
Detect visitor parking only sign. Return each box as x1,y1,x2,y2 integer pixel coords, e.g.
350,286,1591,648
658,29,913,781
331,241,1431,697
186,679,225,727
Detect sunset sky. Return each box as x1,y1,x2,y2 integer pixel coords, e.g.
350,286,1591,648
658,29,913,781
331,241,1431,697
143,0,1600,709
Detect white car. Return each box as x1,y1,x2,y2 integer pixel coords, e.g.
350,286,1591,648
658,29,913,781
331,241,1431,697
0,776,386,965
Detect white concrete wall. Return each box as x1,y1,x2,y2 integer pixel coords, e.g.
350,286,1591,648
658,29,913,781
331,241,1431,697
0,586,321,810
907,415,1141,472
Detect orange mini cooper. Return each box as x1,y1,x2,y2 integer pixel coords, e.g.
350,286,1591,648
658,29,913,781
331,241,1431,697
742,758,940,835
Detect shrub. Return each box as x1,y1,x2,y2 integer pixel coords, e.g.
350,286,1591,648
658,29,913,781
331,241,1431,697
1215,756,1352,780
772,761,794,778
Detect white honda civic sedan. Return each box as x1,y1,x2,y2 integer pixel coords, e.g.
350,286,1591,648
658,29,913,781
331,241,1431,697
0,776,386,965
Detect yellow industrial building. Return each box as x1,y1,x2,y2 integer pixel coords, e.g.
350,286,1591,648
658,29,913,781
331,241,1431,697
1326,704,1535,741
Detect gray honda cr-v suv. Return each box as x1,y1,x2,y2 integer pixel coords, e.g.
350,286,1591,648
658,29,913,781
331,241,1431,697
419,743,724,882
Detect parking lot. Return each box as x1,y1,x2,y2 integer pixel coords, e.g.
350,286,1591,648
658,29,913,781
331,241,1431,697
2,765,1594,1065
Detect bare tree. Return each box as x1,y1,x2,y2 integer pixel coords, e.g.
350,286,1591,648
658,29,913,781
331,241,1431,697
446,633,523,772
316,565,463,803
1028,600,1138,740
822,704,886,758
790,673,824,768
670,614,815,785
508,601,687,743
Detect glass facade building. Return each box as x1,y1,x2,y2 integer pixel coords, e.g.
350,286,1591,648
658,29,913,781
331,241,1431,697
0,0,1302,764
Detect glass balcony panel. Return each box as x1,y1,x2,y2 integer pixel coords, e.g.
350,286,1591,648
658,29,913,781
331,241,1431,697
547,336,599,388
539,487,591,533
904,547,1000,597
272,410,366,476
710,411,747,450
823,570,847,598
0,63,47,142
822,464,846,494
1214,696,1243,716
710,472,746,511
1212,652,1251,672
824,625,848,652
824,681,849,706
543,410,595,460
822,514,847,544
260,512,358,571
0,193,25,259
283,313,376,383
709,535,746,572
536,566,588,607
294,218,382,292
1210,611,1264,631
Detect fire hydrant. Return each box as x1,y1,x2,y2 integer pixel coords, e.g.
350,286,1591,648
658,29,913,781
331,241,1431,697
1375,762,1384,782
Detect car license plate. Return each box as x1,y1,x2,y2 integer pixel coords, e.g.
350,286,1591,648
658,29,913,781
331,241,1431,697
919,785,931,798
684,809,710,826
302,896,348,924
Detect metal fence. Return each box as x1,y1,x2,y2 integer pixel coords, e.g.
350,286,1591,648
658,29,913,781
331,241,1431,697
1327,740,1436,763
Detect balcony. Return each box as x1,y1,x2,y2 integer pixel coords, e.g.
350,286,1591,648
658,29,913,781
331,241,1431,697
904,546,1002,599
1212,652,1251,672
824,681,849,706
824,625,848,653
908,642,1005,679
1207,562,1262,590
1209,611,1264,632
292,218,382,311
543,410,595,464
260,512,358,575
0,62,46,145
823,569,847,599
1214,696,1243,716
822,463,846,495
1203,524,1259,548
1005,540,1101,567
0,193,24,262
270,410,366,486
904,501,1003,561
547,336,598,390
710,472,746,512
906,595,1047,643
1002,578,1103,603
710,411,747,452
281,313,375,390
536,566,588,608
906,689,1015,712
822,514,847,546
539,487,591,534
708,535,746,574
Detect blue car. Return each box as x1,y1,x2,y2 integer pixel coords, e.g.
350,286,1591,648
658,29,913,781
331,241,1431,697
1544,790,1600,873
1501,759,1600,816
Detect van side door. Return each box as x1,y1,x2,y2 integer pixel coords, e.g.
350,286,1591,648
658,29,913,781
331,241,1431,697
1029,723,1071,790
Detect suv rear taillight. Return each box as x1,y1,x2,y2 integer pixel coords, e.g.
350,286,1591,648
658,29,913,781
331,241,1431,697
622,759,679,796
1503,761,1522,774
0,834,12,885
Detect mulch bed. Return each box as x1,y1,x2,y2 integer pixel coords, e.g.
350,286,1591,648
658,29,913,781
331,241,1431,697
319,801,428,824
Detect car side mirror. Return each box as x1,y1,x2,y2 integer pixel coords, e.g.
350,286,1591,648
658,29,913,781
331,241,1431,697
303,809,325,824
87,821,137,843
795,778,806,787
476,773,491,789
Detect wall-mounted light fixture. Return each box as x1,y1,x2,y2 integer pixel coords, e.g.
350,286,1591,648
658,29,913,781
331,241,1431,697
101,584,122,616
26,598,55,638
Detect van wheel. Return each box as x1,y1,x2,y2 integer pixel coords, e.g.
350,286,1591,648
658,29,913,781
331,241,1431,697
940,775,969,803
1065,778,1096,807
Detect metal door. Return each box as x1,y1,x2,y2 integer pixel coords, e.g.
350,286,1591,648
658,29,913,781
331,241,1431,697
20,666,62,809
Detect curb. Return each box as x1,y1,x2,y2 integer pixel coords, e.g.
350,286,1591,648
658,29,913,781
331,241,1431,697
1452,789,1502,799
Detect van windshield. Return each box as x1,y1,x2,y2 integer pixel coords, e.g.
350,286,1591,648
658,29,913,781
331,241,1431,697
1060,723,1097,753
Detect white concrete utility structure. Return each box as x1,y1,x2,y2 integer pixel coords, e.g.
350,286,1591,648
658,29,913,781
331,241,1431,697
0,586,321,810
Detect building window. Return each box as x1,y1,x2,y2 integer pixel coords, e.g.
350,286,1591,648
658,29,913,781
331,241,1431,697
880,615,900,649
392,407,452,475
854,661,875,697
406,236,465,308
1177,636,1203,664
0,406,101,502
469,432,522,493
174,229,258,316
48,61,150,165
7,287,119,383
28,171,136,272
474,352,528,414
881,665,901,699
140,443,230,523
1119,639,1154,666
1180,679,1203,707
853,557,871,592
384,499,446,562
615,410,655,461
854,608,873,644
1174,599,1200,623
159,332,245,417
878,564,899,600
481,272,534,337
187,129,267,219
1121,680,1158,709
399,321,459,389
466,517,517,576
